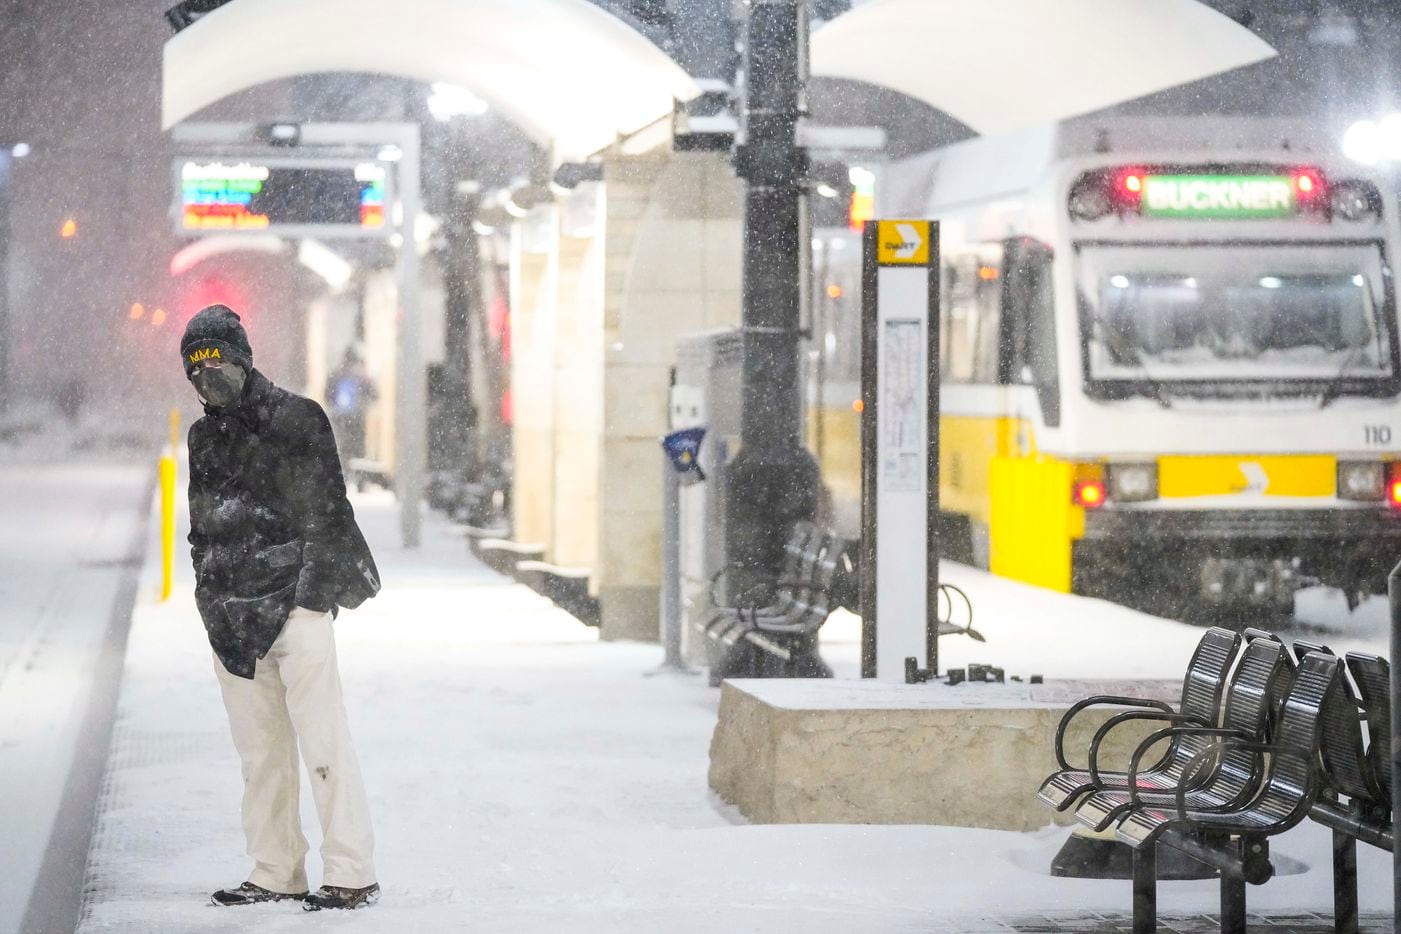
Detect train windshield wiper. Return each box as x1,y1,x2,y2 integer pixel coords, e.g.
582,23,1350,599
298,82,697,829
1087,311,1173,409
1317,344,1364,410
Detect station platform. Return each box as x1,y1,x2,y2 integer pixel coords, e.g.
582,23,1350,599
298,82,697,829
65,483,1396,932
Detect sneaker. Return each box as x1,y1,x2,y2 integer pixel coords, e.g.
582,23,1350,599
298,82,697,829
302,882,380,911
211,882,308,906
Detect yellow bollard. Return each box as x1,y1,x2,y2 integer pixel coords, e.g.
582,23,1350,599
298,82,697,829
160,407,180,602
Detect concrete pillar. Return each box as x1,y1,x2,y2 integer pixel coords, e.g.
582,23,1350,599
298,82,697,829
550,182,606,569
509,204,560,550
595,149,743,641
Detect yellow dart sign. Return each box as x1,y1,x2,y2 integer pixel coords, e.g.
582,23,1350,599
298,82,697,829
877,220,930,265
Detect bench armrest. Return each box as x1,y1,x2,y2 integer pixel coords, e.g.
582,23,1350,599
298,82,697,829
1054,696,1177,772
1124,727,1255,810
1087,710,1192,787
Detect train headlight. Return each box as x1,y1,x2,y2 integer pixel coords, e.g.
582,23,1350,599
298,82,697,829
1331,180,1382,221
1068,176,1112,221
1108,463,1158,502
1337,460,1384,501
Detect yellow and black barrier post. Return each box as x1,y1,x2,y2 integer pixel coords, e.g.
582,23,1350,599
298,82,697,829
159,408,179,602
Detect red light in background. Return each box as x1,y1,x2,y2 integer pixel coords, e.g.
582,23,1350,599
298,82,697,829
1294,169,1325,201
826,283,843,299
60,218,77,239
1111,168,1147,210
128,302,145,321
150,308,167,327
1073,478,1106,508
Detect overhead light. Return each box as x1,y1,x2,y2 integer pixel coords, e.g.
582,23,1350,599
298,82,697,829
377,144,403,163
1343,120,1382,166
1259,276,1282,289
427,83,488,122
10,142,29,158
815,183,838,199
262,123,300,147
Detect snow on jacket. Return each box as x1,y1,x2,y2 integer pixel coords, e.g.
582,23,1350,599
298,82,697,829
188,368,380,678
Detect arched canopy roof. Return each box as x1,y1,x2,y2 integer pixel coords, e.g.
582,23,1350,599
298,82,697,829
162,0,702,161
811,0,1275,136
164,0,1273,158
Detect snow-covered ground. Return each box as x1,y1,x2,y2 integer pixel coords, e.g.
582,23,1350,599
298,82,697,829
69,484,1394,933
0,414,156,934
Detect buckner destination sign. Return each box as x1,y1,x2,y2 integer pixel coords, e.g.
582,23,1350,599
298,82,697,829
1142,175,1296,219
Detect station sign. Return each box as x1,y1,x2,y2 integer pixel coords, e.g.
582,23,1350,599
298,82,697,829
1142,174,1296,219
860,218,941,682
174,159,390,237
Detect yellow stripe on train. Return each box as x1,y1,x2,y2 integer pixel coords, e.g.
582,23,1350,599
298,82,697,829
1158,455,1335,498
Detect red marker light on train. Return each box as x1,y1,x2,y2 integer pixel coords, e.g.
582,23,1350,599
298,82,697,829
1124,174,1142,193
1073,479,1107,509
1388,463,1401,509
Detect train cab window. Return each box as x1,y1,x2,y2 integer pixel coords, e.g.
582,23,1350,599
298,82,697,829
1002,239,1059,425
943,247,1004,383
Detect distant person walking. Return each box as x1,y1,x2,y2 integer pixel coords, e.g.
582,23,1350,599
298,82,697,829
180,304,382,911
325,346,376,471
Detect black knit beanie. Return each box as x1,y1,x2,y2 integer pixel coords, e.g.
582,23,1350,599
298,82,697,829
180,304,253,376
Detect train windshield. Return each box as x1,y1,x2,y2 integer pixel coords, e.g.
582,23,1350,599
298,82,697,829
1077,242,1397,399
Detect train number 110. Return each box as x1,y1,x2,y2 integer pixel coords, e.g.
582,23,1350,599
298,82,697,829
1365,425,1393,446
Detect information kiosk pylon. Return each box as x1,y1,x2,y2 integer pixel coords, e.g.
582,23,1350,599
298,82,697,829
859,220,940,682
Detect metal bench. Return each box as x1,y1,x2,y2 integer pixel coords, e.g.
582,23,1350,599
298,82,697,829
1070,636,1288,833
1046,631,1397,934
1112,652,1346,934
1036,627,1240,813
698,522,847,685
1309,651,1392,934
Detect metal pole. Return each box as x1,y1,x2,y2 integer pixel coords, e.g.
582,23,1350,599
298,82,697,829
396,127,424,548
724,0,820,607
1388,559,1401,934
661,451,685,669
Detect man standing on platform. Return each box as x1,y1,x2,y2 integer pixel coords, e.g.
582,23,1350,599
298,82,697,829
180,304,383,911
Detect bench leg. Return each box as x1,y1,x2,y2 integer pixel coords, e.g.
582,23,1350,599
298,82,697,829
1332,829,1359,934
1132,845,1156,934
1219,858,1246,934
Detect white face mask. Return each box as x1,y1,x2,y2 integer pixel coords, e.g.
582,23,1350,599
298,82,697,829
191,364,247,408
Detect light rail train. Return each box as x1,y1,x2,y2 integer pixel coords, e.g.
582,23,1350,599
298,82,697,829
810,119,1401,619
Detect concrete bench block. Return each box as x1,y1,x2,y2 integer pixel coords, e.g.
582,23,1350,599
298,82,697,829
709,678,1177,832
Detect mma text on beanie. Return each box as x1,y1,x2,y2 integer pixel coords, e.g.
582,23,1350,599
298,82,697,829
180,304,253,376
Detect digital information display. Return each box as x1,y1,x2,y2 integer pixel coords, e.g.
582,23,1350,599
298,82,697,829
177,160,389,235
1142,175,1296,219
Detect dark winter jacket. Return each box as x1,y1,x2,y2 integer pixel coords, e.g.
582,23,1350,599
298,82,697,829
188,368,380,678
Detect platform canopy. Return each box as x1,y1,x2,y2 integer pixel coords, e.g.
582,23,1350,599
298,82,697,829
161,0,702,161
164,0,1274,160
811,0,1276,136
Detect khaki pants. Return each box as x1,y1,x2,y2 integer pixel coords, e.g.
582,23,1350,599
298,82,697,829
214,606,376,893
